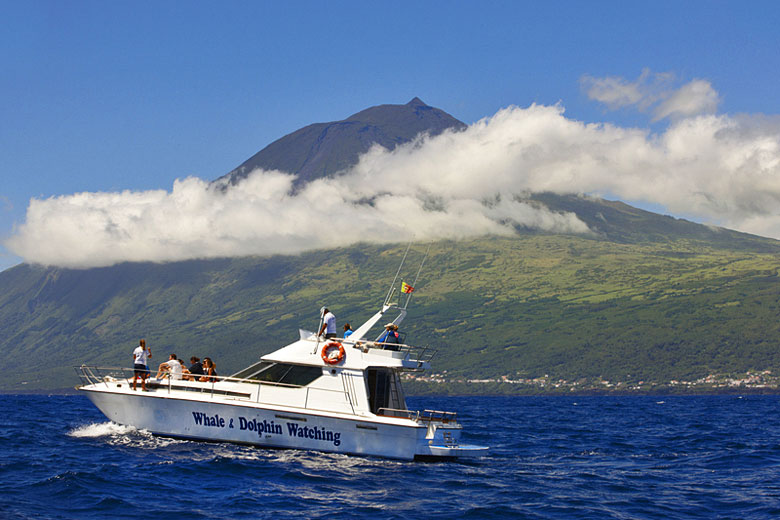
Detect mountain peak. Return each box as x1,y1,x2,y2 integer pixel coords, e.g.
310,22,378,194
218,99,466,186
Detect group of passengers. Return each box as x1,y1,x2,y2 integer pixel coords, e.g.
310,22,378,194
131,339,217,390
155,354,217,382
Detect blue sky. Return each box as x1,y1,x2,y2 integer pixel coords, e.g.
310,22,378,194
3,1,780,271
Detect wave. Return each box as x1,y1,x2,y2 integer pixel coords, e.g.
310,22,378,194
67,421,187,450
68,421,138,438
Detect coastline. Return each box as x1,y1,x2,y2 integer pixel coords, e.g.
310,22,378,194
402,380,780,397
3,385,780,397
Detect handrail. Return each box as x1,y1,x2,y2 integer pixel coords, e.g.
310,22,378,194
317,336,438,365
375,407,459,424
75,365,311,388
377,407,419,420
419,409,458,423
75,365,354,409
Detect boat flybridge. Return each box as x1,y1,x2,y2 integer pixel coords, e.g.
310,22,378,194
76,274,488,460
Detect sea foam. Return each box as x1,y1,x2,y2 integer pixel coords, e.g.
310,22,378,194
68,421,137,438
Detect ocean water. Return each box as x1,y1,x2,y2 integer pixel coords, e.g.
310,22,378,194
2,394,780,519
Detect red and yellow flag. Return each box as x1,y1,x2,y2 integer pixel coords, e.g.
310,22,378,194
401,282,415,293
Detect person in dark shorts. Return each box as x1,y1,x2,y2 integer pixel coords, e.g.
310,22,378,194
132,339,151,391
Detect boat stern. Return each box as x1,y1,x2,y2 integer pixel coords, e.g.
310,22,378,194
415,443,489,459
413,409,488,460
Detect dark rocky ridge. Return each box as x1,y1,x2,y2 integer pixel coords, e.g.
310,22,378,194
217,97,466,186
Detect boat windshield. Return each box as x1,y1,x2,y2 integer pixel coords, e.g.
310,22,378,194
232,361,323,387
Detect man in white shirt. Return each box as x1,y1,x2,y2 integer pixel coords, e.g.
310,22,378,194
156,354,183,381
318,307,337,339
132,339,151,391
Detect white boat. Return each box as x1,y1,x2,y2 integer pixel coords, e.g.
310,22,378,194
76,283,488,460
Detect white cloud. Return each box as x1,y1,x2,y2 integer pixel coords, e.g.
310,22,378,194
582,70,720,121
652,80,720,121
5,132,592,268
6,98,780,269
581,69,674,111
580,75,645,109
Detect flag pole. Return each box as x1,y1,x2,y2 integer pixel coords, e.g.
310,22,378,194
385,242,411,307
404,243,430,309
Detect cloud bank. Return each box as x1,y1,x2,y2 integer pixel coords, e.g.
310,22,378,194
581,69,720,121
7,165,590,268
7,79,780,268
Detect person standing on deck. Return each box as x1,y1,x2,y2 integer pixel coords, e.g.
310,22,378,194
319,307,337,339
132,339,151,391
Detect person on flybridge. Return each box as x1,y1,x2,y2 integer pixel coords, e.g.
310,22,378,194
377,323,401,351
343,323,354,338
319,307,337,339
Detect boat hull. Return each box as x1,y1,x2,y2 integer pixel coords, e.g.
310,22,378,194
83,388,439,460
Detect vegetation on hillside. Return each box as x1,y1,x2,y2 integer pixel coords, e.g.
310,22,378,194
2,218,780,392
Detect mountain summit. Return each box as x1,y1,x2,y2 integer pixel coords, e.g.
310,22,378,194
218,97,466,186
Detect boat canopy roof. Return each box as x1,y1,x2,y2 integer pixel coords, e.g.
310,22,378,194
256,304,431,371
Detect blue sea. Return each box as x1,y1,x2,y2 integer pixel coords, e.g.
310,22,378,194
2,394,780,519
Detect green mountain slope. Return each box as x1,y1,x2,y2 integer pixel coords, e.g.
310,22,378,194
530,192,780,251
3,208,780,391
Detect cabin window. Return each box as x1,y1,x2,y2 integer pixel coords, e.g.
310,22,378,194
366,368,406,415
235,361,322,387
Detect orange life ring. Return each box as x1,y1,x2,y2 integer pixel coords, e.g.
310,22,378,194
321,342,345,365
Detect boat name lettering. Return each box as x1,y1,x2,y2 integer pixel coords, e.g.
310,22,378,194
191,412,225,428
238,417,282,435
286,423,341,446
191,412,341,446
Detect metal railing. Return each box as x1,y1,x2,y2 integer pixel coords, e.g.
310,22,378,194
76,365,135,387
75,365,353,409
331,336,438,366
76,364,310,388
377,407,458,424
75,365,259,398
419,409,458,424
377,407,420,420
